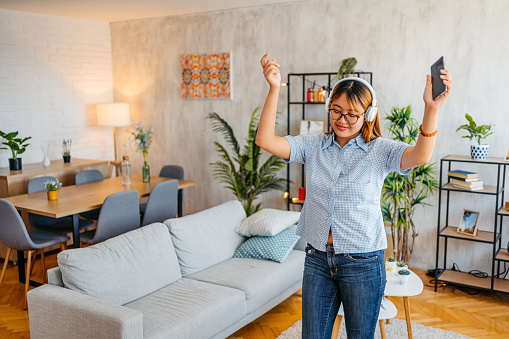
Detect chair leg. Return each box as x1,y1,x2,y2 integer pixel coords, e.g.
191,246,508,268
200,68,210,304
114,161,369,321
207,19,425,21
29,250,37,277
0,248,12,287
25,250,33,310
60,242,68,251
379,319,387,339
331,315,342,339
41,249,46,284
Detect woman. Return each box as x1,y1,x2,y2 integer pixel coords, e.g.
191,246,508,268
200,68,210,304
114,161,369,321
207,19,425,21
256,53,452,338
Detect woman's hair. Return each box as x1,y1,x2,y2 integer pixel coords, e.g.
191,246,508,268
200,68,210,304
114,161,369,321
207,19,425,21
326,80,382,142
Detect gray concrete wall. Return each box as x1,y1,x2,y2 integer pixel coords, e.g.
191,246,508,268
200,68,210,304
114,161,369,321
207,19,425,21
110,0,509,272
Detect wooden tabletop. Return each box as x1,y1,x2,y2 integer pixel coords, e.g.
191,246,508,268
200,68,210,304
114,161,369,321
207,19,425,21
4,174,197,218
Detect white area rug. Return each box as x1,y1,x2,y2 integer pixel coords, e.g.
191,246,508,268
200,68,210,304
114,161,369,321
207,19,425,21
277,318,473,339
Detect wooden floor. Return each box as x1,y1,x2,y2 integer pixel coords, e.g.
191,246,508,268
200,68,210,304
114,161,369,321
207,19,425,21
2,252,509,338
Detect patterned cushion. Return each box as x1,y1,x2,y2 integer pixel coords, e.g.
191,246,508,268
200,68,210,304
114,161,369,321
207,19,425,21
235,209,300,237
233,228,300,263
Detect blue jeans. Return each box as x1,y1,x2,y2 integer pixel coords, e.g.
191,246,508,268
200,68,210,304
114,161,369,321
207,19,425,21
302,243,386,339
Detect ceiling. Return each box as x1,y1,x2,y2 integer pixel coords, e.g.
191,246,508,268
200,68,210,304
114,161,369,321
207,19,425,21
0,0,299,22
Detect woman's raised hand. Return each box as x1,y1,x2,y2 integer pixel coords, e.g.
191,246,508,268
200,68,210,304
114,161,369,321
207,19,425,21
261,53,281,89
423,68,452,111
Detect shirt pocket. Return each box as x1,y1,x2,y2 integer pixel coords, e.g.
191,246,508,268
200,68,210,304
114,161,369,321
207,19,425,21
348,164,371,184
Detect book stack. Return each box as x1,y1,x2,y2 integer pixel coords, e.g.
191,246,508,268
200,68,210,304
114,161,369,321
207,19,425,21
448,170,483,191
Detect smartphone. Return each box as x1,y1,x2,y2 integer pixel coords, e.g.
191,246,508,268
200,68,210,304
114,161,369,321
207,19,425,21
431,56,446,100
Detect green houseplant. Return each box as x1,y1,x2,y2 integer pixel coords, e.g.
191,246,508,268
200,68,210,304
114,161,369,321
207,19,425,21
385,256,396,272
456,113,494,160
0,130,31,170
208,108,287,216
62,139,72,163
382,106,439,263
335,57,358,81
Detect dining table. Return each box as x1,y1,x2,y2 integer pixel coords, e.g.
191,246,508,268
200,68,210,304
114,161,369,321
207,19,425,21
3,174,197,284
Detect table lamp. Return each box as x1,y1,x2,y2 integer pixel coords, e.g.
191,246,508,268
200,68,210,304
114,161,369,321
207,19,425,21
97,103,130,162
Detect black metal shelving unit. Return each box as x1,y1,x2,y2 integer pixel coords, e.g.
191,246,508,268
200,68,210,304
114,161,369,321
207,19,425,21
434,155,509,293
285,71,372,210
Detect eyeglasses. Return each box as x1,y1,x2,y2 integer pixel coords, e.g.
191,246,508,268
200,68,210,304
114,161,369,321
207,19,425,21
328,108,363,125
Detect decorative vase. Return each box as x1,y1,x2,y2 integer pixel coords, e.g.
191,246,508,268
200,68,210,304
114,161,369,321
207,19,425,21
63,155,71,163
47,190,58,201
471,144,489,160
385,260,396,272
43,156,50,167
9,158,22,171
142,151,150,183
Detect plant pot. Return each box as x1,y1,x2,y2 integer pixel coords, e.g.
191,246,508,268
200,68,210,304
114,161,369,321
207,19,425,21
63,155,71,163
471,144,489,160
9,158,22,171
47,191,58,201
399,274,410,285
397,264,409,273
385,261,397,271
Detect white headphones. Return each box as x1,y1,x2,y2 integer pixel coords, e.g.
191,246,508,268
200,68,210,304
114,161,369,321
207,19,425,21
325,77,378,122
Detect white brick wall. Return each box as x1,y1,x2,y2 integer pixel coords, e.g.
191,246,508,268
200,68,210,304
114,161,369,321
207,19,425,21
0,9,115,168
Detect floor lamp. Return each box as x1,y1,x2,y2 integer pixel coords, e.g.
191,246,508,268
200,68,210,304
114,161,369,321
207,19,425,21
97,103,131,176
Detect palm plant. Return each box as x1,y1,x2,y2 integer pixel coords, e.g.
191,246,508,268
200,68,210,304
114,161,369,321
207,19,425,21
381,106,439,263
208,108,287,216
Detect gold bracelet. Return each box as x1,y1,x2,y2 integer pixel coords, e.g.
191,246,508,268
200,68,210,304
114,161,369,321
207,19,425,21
419,124,437,137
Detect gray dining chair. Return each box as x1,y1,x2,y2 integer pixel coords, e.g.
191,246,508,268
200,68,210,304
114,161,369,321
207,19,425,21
75,170,105,220
27,176,94,234
140,165,183,215
0,199,70,309
141,180,178,226
80,190,141,245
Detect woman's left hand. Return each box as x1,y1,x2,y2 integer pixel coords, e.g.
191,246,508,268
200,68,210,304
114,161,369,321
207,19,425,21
423,68,452,111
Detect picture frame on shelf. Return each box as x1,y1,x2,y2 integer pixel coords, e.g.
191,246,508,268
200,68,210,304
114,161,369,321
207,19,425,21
457,209,481,237
299,120,325,136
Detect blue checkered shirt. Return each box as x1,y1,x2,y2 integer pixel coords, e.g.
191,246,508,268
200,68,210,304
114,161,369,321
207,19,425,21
283,133,411,253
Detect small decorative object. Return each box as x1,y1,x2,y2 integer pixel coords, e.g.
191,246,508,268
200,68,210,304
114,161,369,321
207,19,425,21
335,57,357,80
299,187,306,201
41,145,50,167
300,120,325,136
44,179,62,201
181,52,231,99
125,120,153,183
456,113,494,160
385,256,396,271
121,155,132,185
398,269,411,285
457,209,481,237
397,261,408,273
505,145,509,162
307,88,314,102
0,130,31,170
62,139,72,163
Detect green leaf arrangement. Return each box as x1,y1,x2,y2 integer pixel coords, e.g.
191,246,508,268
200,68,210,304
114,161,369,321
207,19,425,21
455,113,494,145
207,108,287,216
382,106,438,263
0,131,31,159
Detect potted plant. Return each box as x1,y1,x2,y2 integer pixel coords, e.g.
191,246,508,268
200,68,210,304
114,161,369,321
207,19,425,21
0,130,31,170
397,261,408,272
385,256,396,271
456,113,494,160
382,106,439,264
335,57,358,81
125,120,153,183
208,108,287,216
62,139,72,163
398,269,411,285
44,179,62,201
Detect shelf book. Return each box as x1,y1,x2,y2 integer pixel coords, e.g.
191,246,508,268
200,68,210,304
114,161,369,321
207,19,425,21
450,178,484,191
448,170,479,179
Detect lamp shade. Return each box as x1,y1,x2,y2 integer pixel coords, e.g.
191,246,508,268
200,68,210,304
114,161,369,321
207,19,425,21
97,103,130,127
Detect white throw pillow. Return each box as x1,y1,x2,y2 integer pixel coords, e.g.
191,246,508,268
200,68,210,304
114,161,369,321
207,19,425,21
235,208,300,237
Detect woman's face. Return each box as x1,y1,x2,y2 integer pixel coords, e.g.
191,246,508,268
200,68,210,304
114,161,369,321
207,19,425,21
328,93,365,146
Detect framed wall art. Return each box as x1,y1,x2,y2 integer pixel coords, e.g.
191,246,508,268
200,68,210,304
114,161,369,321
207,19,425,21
181,52,231,99
299,120,325,136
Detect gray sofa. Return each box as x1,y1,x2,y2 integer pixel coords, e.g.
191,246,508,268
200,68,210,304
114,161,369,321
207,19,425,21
27,200,305,339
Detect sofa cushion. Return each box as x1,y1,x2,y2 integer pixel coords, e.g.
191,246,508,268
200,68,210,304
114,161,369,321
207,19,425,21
187,250,305,313
235,208,300,236
233,228,300,263
124,277,247,339
164,200,246,275
57,223,181,305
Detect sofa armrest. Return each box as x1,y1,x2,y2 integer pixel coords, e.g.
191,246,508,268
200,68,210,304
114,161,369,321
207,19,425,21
28,284,143,339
